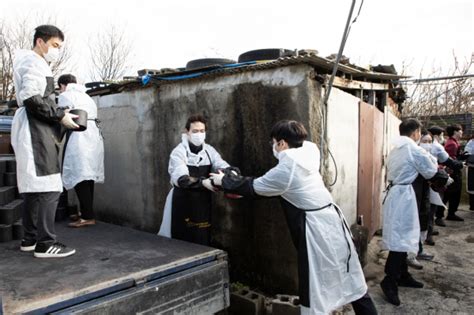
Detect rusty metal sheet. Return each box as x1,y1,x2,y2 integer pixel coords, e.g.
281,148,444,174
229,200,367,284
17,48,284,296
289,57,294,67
358,101,384,237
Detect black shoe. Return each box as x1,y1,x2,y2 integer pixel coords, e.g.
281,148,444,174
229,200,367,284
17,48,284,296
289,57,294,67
398,274,424,288
417,252,434,261
20,239,36,252
424,237,435,246
446,214,464,221
34,242,76,258
435,218,446,227
381,277,400,306
431,230,439,236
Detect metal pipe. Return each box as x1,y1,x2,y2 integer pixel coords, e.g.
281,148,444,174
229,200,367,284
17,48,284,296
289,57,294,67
399,74,474,83
320,0,357,170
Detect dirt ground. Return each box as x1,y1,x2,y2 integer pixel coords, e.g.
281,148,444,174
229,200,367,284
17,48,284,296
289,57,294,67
358,206,474,315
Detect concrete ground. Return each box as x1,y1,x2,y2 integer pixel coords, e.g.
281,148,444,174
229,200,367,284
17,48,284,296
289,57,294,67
360,207,474,315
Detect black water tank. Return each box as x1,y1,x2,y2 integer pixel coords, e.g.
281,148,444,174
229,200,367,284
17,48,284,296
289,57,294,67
185,58,236,70
237,48,295,63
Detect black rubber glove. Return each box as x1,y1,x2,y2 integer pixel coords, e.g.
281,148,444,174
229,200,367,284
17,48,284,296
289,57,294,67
177,175,203,189
429,169,449,192
442,158,464,171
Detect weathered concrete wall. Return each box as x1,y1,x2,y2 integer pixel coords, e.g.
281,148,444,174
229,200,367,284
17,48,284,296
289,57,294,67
92,64,355,295
326,88,360,224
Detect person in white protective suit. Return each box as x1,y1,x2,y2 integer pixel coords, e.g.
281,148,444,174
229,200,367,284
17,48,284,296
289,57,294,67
12,25,79,258
380,119,448,306
427,126,464,227
209,120,377,315
158,114,238,246
57,74,104,228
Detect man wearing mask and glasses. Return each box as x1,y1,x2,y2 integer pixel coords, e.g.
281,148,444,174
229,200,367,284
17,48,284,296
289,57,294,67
158,114,238,246
12,25,79,258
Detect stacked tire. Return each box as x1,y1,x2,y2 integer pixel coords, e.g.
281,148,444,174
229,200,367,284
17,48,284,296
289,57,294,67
0,157,24,242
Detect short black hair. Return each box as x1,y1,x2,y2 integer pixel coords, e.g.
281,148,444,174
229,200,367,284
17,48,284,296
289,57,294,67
33,25,64,47
58,74,77,88
399,118,421,136
428,126,444,136
270,120,308,148
446,124,462,137
185,114,207,130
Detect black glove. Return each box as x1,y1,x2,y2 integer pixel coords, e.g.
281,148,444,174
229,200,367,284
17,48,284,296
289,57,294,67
466,154,474,165
223,166,241,176
221,172,255,197
429,169,449,192
459,152,469,161
442,158,464,171
177,175,203,189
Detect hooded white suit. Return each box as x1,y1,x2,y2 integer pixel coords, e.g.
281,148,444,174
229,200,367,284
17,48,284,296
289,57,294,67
221,141,367,315
58,83,104,190
382,136,438,254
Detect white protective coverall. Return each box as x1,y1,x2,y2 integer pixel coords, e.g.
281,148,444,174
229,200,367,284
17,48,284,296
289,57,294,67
11,50,63,193
382,136,438,254
221,141,368,315
465,139,474,194
158,134,229,238
58,83,104,190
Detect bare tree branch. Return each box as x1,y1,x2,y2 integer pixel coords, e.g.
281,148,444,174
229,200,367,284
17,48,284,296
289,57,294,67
401,52,473,119
88,25,132,81
0,14,73,101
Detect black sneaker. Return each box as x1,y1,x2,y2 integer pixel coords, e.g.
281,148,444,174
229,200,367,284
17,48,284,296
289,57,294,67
446,214,464,222
398,274,424,288
431,230,440,236
20,239,37,252
424,237,435,246
381,277,400,306
435,218,446,227
34,242,76,258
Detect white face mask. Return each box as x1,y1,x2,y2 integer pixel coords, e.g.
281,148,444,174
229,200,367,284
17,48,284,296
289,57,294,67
44,47,60,63
420,143,432,152
272,142,280,160
189,132,206,146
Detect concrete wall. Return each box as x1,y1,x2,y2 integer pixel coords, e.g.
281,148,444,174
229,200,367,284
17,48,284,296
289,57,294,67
91,65,388,295
325,88,360,224
93,64,324,295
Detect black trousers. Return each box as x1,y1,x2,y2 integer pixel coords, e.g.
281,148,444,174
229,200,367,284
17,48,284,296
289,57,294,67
22,192,60,245
469,193,474,210
443,171,462,216
351,292,378,315
74,180,95,220
385,251,409,280
427,204,436,238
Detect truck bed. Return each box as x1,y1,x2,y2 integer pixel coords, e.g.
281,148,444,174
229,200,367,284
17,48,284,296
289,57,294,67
0,222,229,314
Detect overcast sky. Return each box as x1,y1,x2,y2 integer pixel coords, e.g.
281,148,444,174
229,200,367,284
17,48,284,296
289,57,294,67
1,0,472,82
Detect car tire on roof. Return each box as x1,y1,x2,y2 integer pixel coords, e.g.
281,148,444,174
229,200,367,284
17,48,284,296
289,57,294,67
185,58,236,70
237,48,296,63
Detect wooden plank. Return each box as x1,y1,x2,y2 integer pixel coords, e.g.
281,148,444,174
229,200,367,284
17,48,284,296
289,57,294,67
333,76,390,91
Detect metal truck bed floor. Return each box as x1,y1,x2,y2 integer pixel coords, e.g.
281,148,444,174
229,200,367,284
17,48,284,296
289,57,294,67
0,222,228,314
